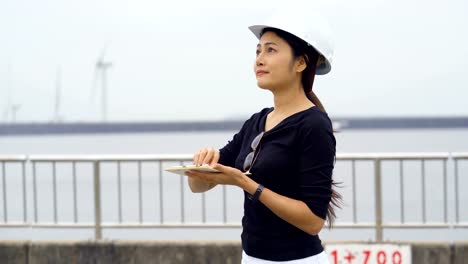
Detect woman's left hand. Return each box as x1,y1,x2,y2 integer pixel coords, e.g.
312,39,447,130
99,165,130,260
185,163,246,187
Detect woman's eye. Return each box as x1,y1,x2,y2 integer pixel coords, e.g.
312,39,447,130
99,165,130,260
268,47,275,52
255,50,260,56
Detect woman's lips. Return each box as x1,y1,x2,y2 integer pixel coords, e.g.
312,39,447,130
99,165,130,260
256,71,268,77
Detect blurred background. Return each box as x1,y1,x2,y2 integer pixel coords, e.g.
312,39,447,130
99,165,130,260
0,0,467,245
1,0,467,122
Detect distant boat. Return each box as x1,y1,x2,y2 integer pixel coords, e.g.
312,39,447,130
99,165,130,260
332,120,345,132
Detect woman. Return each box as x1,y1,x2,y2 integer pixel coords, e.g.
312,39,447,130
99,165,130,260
185,13,342,263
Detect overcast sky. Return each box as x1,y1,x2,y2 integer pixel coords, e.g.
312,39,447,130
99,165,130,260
1,0,467,122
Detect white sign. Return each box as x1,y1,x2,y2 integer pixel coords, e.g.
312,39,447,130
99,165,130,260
324,244,411,264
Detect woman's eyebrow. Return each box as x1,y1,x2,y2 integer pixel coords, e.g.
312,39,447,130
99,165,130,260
256,42,278,48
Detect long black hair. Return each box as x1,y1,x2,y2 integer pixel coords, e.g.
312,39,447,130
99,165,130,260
260,27,343,228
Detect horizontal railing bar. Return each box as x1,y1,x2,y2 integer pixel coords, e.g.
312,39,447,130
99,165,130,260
27,154,193,162
453,223,468,228
452,152,468,159
382,223,454,228
0,222,374,228
336,152,450,160
103,223,242,228
0,223,36,227
2,222,465,229
325,223,375,228
0,156,27,161
0,223,93,228
0,223,241,228
0,153,456,163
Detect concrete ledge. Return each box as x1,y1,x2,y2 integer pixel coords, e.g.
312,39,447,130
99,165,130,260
1,240,467,264
29,241,115,264
111,241,241,264
411,242,451,264
0,241,28,264
454,242,468,264
7,241,241,264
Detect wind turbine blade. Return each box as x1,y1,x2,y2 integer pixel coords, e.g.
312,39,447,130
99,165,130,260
54,66,62,121
2,109,8,122
90,66,99,104
92,42,109,103
100,42,109,61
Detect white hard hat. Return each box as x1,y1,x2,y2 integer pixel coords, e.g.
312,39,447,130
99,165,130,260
248,10,334,75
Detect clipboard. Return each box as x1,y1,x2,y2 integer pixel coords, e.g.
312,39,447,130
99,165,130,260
164,164,221,176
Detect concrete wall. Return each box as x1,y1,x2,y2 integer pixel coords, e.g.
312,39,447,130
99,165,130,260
410,242,468,264
0,241,242,264
0,241,467,264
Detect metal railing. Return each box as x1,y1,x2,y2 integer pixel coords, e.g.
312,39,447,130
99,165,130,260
0,152,467,241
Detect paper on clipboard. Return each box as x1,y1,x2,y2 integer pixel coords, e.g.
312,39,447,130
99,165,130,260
164,164,221,176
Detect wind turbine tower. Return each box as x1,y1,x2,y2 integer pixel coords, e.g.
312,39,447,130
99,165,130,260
53,66,63,122
92,48,112,122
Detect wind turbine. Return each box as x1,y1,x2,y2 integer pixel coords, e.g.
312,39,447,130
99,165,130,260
53,66,63,122
10,104,20,122
2,101,9,122
3,63,12,122
91,46,113,122
2,63,22,123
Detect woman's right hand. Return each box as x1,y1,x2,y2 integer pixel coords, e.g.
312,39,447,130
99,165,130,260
192,147,220,167
188,147,220,193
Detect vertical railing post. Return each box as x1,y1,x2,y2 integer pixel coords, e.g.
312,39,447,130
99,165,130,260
223,185,227,223
454,158,459,224
443,159,448,223
22,161,27,222
374,159,383,242
351,160,357,223
32,162,38,223
93,161,102,240
1,161,7,223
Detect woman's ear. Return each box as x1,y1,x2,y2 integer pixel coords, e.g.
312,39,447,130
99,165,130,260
295,55,308,73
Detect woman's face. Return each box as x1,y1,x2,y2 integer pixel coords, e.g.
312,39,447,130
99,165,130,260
254,31,305,91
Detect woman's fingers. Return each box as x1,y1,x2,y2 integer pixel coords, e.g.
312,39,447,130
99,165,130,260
196,148,207,165
192,152,199,165
193,149,205,165
193,147,219,166
211,150,220,167
200,148,214,165
202,147,215,165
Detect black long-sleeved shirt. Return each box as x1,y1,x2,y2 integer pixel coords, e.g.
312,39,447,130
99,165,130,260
218,106,336,261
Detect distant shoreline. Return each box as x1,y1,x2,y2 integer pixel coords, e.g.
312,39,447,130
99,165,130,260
1,117,467,136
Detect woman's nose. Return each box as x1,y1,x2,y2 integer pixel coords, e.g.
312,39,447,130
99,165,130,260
256,55,264,66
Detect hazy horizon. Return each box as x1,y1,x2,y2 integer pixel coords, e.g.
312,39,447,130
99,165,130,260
1,0,467,122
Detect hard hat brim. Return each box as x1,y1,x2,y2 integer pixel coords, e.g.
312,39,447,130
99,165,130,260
248,25,331,75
